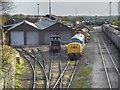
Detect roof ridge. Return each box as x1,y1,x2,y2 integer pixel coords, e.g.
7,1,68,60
8,20,39,31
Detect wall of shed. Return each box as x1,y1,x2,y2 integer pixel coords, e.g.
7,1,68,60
6,22,74,46
7,24,42,46
43,23,74,44
44,23,74,32
39,31,44,44
43,29,74,44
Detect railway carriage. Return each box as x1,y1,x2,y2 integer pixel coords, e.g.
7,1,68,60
102,24,120,50
49,35,61,53
112,30,118,45
67,33,85,60
118,34,120,49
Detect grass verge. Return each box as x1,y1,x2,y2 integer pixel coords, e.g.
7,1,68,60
72,66,92,88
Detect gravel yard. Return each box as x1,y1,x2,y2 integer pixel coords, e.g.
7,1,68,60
15,26,119,88
91,26,119,88
72,26,119,88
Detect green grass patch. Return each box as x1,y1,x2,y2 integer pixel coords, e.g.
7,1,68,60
52,73,59,77
79,66,92,77
15,58,25,88
36,80,44,85
15,79,21,88
91,36,94,40
72,66,92,88
72,78,87,88
15,59,24,75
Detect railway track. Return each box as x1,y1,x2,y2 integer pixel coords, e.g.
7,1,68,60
48,52,53,88
16,48,36,89
16,47,79,89
17,48,49,88
29,48,50,88
97,32,119,89
47,51,63,88
52,60,79,89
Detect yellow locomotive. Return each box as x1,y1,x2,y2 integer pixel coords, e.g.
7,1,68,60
67,33,85,60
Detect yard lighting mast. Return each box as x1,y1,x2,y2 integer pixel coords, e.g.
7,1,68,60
75,9,77,17
37,3,40,19
89,10,90,21
109,2,112,23
49,0,52,19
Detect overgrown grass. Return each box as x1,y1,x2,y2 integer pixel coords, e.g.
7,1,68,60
90,35,94,41
15,62,24,75
14,79,21,88
0,45,17,88
72,66,92,88
79,66,92,77
15,58,24,88
1,45,16,73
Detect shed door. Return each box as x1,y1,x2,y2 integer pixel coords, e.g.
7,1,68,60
59,31,71,44
11,31,24,45
44,32,53,44
26,32,39,45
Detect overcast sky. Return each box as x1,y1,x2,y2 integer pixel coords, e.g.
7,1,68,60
10,0,119,16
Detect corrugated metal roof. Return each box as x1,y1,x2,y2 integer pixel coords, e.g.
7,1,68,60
82,27,89,32
3,24,14,28
35,18,56,30
8,20,39,31
25,20,39,29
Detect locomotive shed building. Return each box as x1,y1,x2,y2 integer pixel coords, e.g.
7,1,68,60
6,20,41,46
5,18,74,46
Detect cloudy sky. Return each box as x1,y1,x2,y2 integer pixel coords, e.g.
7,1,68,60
10,0,119,16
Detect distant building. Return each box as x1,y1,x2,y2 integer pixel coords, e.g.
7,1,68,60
6,20,40,46
35,18,74,44
3,17,38,30
44,14,62,22
5,18,74,46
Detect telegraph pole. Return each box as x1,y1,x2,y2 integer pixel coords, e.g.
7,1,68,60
37,3,39,19
89,10,90,20
49,0,52,19
75,9,77,17
109,2,112,23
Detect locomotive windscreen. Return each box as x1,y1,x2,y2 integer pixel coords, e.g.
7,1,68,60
51,41,60,46
68,38,83,44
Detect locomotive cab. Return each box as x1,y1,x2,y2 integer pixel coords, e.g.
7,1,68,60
49,35,61,53
67,33,85,60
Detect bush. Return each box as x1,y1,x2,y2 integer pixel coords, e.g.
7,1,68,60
112,20,120,26
1,45,16,73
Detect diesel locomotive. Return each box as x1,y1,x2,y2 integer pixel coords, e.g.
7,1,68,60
49,35,61,53
67,33,85,60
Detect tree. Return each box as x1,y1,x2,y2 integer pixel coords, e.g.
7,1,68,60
75,16,84,22
0,1,13,74
0,0,13,25
0,0,13,14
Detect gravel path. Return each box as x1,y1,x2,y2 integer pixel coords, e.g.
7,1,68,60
15,27,119,88
91,26,119,88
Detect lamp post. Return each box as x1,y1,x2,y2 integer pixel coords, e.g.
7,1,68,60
75,9,77,17
49,0,52,19
37,3,39,19
109,2,112,24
